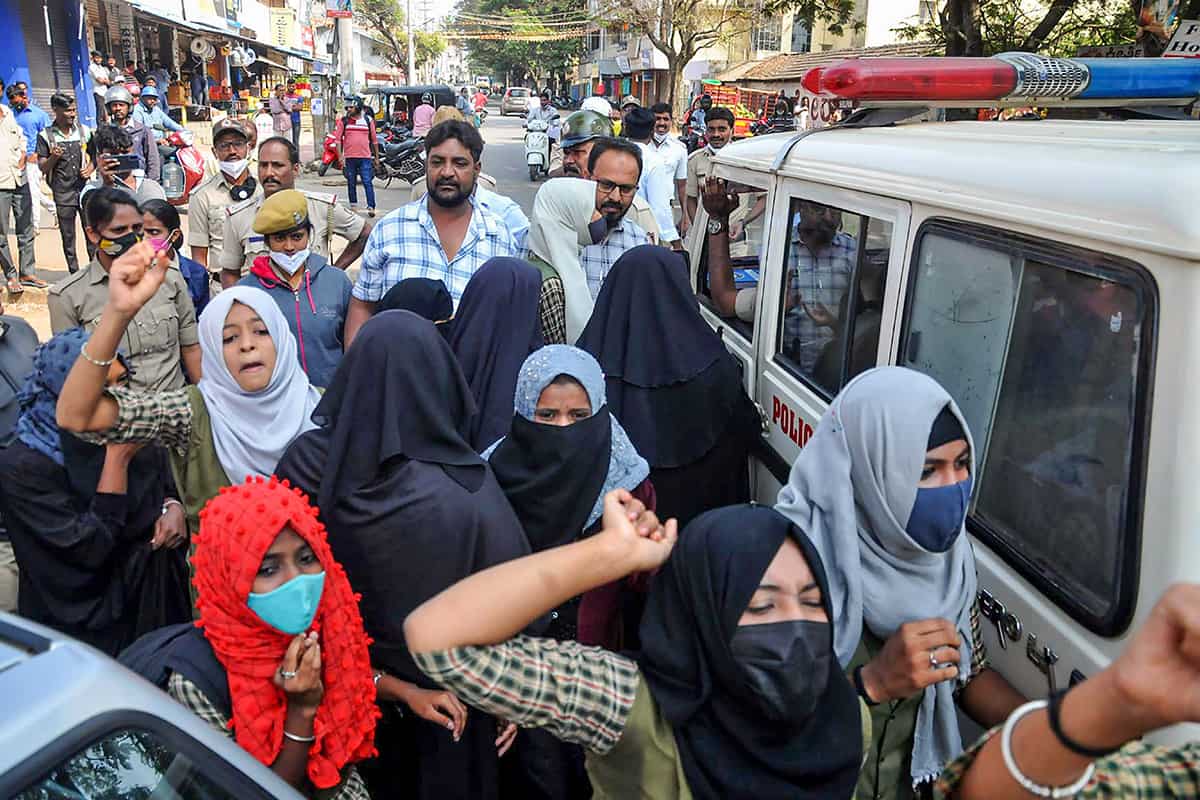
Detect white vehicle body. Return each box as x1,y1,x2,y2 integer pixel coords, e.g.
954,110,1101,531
686,119,1200,745
525,118,551,180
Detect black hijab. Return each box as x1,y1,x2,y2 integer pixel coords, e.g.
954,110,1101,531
638,504,862,800
276,310,532,681
448,257,544,450
576,245,756,468
378,277,453,324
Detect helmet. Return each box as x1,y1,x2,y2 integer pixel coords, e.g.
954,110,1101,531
344,94,362,108
104,85,134,107
699,94,713,110
421,92,433,104
560,109,613,149
141,85,159,99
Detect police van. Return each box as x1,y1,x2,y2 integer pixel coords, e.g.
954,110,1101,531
685,55,1200,742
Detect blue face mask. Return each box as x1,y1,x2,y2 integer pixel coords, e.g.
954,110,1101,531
246,571,326,634
906,476,973,553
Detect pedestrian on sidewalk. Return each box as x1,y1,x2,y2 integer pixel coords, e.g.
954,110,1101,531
36,93,94,275
7,84,55,232
0,99,41,295
332,96,378,217
269,85,294,138
286,81,302,150
89,51,112,124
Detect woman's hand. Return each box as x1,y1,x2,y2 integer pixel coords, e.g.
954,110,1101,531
107,240,171,318
859,618,961,703
274,631,323,713
401,685,468,742
495,720,518,757
104,441,144,467
151,501,187,550
598,489,678,574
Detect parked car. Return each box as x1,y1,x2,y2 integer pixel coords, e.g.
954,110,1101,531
500,87,531,116
0,612,305,799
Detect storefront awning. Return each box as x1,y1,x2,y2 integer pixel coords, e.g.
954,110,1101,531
250,56,289,71
597,59,622,76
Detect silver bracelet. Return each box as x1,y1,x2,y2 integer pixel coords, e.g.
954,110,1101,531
282,729,316,744
1001,700,1096,798
79,342,115,368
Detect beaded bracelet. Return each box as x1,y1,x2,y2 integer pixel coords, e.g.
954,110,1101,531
79,342,115,368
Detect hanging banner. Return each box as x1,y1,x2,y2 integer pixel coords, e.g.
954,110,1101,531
270,7,296,48
300,26,315,52
326,0,353,18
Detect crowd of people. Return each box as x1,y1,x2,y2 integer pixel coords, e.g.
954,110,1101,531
0,79,1199,800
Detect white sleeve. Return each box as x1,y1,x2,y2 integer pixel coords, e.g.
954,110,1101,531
673,145,688,181
646,163,679,242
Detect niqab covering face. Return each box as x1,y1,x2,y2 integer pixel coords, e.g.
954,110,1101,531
483,345,649,550
448,257,544,451
192,476,378,789
196,286,321,483
639,505,862,799
527,177,597,342
775,365,977,787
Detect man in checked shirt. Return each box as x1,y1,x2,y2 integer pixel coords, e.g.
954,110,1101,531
782,200,858,375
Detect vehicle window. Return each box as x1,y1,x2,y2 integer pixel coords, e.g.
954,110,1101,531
695,182,768,341
902,221,1151,631
774,197,892,396
511,88,529,97
17,728,238,799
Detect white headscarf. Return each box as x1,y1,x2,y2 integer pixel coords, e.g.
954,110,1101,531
196,286,321,483
527,178,596,342
775,366,977,788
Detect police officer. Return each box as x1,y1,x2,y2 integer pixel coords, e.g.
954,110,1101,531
219,136,372,288
552,110,660,241
188,118,260,276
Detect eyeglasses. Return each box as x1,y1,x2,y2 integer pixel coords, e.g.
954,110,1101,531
214,140,247,154
596,179,637,198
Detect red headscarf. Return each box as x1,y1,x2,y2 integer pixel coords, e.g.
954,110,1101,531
192,476,378,789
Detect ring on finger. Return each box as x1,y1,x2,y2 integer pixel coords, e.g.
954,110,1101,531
279,668,298,680
929,650,949,671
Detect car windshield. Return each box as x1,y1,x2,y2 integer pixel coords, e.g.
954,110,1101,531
511,89,529,96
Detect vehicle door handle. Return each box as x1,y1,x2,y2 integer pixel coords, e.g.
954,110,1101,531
754,402,769,435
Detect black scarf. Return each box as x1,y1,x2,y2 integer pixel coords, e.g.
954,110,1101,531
487,409,611,552
576,245,756,468
378,277,453,323
638,505,862,800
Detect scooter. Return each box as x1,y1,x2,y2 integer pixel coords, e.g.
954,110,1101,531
318,130,342,177
524,118,551,182
160,129,206,206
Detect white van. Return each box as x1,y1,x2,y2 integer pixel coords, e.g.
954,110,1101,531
685,56,1200,745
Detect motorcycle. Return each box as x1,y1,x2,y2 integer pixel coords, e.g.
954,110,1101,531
374,135,425,189
748,117,796,136
318,130,342,177
160,129,206,206
524,118,551,182
474,108,489,128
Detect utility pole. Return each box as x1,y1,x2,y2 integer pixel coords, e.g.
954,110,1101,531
406,0,416,83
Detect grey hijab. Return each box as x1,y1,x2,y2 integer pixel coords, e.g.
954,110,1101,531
775,366,977,787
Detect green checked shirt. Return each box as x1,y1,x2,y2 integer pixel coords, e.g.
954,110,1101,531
167,672,371,800
934,728,1200,799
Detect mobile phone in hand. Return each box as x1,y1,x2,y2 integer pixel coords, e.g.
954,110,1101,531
110,153,141,174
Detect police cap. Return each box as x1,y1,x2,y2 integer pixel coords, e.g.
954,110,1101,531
253,189,310,235
212,117,250,143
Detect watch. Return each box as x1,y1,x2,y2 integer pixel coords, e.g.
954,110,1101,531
707,217,726,235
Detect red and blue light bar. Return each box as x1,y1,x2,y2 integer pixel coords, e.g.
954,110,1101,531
806,54,1200,105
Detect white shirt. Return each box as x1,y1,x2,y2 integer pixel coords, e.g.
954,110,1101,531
650,135,688,182
581,96,613,117
634,141,679,243
89,62,110,97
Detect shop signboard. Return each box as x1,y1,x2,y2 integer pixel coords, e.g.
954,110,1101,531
1075,44,1146,57
271,7,297,48
1164,19,1200,55
326,0,353,18
301,26,315,52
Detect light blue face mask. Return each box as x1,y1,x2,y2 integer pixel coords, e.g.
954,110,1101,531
247,571,326,634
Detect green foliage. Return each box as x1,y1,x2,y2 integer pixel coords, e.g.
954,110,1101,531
356,0,448,73
459,0,584,87
895,0,1138,56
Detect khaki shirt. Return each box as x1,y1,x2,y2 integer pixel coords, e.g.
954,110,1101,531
628,196,660,243
219,190,366,275
0,108,26,190
48,259,199,392
187,172,262,268
684,147,713,200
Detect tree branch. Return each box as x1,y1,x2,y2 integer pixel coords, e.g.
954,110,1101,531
1018,0,1080,51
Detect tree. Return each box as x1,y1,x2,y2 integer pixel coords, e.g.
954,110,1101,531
457,0,583,90
600,0,860,116
356,0,448,79
896,0,1138,56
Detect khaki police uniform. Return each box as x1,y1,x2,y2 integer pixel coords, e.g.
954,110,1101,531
48,258,199,392
187,172,262,269
219,190,365,275
628,195,661,243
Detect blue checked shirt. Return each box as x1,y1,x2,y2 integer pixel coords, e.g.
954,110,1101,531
581,219,651,299
476,186,530,255
354,195,518,306
783,224,858,374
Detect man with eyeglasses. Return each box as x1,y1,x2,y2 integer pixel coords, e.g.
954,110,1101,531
188,118,261,274
577,137,653,298
619,106,680,249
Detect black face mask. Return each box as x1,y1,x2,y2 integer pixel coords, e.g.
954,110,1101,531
730,620,832,723
230,176,257,202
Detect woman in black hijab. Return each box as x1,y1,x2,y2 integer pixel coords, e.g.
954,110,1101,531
276,310,532,800
405,500,866,800
448,257,544,450
577,245,760,527
377,277,453,327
